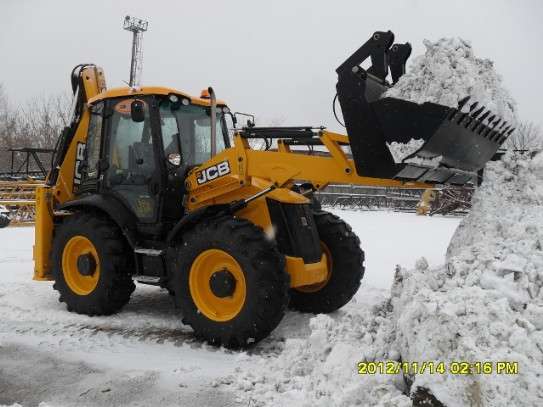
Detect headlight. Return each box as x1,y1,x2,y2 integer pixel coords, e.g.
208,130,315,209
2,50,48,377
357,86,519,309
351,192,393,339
169,94,179,103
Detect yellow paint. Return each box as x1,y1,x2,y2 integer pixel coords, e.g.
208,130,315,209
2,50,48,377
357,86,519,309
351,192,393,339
53,110,90,204
33,186,54,281
295,242,332,292
236,197,273,232
38,67,438,294
51,65,106,205
182,129,435,289
81,66,107,100
185,129,432,212
35,65,105,281
61,236,100,295
286,254,329,288
88,86,227,107
189,249,246,322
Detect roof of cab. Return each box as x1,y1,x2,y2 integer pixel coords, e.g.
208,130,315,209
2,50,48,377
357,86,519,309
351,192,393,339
87,86,227,106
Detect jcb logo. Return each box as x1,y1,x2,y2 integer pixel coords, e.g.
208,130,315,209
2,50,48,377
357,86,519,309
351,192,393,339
73,142,86,188
196,161,231,185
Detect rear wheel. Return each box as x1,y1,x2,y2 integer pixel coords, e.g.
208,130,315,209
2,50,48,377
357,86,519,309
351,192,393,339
52,212,135,315
170,216,290,348
289,211,365,313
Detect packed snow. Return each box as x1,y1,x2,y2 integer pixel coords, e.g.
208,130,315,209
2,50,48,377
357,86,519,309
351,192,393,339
385,37,517,124
2,152,541,406
0,211,458,407
225,153,543,407
385,37,518,164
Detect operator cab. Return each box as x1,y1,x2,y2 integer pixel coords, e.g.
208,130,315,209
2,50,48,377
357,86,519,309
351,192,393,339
77,88,230,235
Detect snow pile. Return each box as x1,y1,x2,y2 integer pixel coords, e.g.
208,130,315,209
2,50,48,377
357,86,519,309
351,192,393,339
385,37,517,123
226,153,543,406
229,299,411,407
224,40,537,406
385,37,518,164
394,152,543,405
388,139,425,163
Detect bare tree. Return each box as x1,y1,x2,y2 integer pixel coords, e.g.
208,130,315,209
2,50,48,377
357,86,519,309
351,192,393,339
505,121,543,151
0,90,71,150
0,84,20,149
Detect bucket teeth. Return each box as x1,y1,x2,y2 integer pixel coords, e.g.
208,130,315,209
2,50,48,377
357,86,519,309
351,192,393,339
470,109,490,132
457,96,470,110
464,103,482,127
480,115,496,135
487,118,501,140
479,110,491,121
475,111,491,133
501,125,511,136
471,106,485,119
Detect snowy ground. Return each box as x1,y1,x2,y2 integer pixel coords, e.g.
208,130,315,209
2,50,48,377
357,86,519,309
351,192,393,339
0,211,459,407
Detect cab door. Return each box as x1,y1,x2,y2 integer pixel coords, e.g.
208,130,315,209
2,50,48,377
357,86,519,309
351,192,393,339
102,97,162,223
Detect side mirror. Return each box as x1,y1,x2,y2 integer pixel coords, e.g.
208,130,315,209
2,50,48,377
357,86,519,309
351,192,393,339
167,153,181,167
131,99,145,122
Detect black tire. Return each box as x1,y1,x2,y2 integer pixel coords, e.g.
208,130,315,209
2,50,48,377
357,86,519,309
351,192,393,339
310,195,322,211
170,216,290,348
289,211,365,313
0,214,10,228
52,212,135,316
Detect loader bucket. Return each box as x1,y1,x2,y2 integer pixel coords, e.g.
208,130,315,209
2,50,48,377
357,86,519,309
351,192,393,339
336,30,513,186
371,96,513,184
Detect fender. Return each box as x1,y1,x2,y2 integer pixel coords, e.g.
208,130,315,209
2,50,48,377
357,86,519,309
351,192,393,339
58,194,139,248
166,204,231,244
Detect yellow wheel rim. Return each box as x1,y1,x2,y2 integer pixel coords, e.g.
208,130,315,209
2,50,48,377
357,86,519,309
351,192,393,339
295,242,333,293
189,249,246,322
62,236,100,296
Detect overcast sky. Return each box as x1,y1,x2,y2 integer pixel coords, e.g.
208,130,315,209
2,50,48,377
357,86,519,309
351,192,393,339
1,0,541,131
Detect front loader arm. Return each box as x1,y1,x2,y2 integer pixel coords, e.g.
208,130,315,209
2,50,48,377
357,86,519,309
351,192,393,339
184,130,431,212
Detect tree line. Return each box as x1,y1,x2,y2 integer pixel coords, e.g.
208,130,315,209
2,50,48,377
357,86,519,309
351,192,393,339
0,84,70,150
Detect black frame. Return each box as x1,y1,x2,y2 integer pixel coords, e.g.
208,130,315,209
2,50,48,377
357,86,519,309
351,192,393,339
77,94,232,233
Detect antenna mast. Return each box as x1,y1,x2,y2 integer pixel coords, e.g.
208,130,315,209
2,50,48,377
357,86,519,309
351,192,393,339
123,15,148,88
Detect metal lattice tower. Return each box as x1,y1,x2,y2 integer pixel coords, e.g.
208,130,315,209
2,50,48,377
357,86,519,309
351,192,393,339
123,16,148,88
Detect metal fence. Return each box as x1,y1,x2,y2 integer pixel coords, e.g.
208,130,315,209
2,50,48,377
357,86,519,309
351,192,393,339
316,184,471,216
0,148,54,180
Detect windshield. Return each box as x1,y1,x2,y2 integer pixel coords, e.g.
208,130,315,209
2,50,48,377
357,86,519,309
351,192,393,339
159,99,228,165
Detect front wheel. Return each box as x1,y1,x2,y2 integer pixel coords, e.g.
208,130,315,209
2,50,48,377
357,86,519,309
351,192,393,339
170,216,290,348
289,211,365,313
52,212,135,316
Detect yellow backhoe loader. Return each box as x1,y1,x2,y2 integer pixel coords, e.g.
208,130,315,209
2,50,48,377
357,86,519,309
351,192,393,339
33,31,512,347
